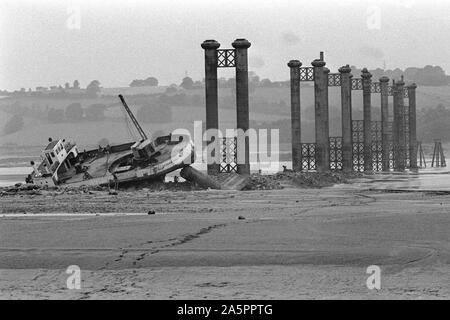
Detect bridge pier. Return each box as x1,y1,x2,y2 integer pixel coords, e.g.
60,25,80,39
380,76,390,171
288,60,302,171
312,55,330,172
393,79,406,171
361,68,373,172
408,83,418,170
201,40,221,175
339,65,353,172
232,39,251,176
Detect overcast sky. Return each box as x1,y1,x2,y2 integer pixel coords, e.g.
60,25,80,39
1,0,450,90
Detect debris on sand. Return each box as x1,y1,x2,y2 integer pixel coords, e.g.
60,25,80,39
0,171,363,197
244,171,363,190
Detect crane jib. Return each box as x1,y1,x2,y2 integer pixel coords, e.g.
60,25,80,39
118,94,148,141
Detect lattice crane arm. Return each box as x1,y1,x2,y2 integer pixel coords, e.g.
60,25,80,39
118,94,148,141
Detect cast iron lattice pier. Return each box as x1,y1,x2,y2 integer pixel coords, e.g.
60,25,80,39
220,137,238,173
217,49,236,68
329,137,343,170
371,121,383,171
301,143,316,170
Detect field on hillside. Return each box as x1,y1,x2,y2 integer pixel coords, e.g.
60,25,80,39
1,84,449,147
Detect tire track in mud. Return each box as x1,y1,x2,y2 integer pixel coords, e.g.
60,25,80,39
103,223,228,269
288,190,376,220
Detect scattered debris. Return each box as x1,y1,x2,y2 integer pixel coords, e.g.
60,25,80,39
180,166,222,190
0,171,364,198
147,210,156,215
238,216,246,220
244,171,363,190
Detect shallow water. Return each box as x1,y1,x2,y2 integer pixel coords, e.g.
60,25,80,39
338,167,450,192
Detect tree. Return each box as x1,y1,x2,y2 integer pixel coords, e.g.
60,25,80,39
129,79,144,87
3,115,24,135
85,103,106,121
86,80,101,98
65,82,71,89
129,77,159,87
73,80,80,89
180,77,194,90
260,78,272,87
249,71,260,86
414,65,449,86
144,77,158,86
65,103,83,122
165,86,177,94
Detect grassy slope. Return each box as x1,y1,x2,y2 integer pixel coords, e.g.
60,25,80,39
0,85,449,147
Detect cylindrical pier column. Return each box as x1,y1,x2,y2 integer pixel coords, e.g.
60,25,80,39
397,78,406,171
361,68,373,172
288,60,302,171
339,65,353,172
408,83,418,170
201,40,221,175
232,38,251,175
312,57,329,172
393,79,406,171
380,76,390,172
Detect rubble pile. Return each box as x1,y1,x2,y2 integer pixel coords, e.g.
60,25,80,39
244,171,363,190
290,171,363,188
1,171,364,196
121,180,202,192
243,174,284,190
0,183,43,196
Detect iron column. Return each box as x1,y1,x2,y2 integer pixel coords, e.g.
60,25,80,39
397,77,406,171
339,65,353,172
312,57,329,172
288,60,302,171
380,76,390,172
232,38,251,175
361,68,373,172
393,79,406,171
408,83,418,170
201,39,220,175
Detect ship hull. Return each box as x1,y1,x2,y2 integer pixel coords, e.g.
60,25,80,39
32,136,194,188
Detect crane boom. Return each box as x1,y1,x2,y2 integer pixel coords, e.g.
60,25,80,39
118,94,148,141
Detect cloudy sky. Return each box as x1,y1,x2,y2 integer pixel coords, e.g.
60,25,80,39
1,0,449,90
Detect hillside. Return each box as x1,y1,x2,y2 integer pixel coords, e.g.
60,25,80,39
1,84,449,148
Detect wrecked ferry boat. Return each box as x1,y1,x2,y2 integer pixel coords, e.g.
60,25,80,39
29,95,194,187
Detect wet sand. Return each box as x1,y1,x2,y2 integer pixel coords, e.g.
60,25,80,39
1,182,450,299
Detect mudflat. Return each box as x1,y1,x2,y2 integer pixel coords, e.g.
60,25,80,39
1,184,450,299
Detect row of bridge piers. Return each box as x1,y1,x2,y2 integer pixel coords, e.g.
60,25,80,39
202,38,418,175
288,53,417,173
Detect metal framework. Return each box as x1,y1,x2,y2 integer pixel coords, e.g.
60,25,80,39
217,49,236,68
301,143,316,170
404,104,410,167
351,78,363,90
219,137,238,173
387,120,395,169
371,121,383,171
418,141,427,168
388,86,394,96
370,82,381,93
403,87,409,99
327,73,341,87
431,140,447,167
299,67,314,81
352,120,365,172
329,137,343,170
